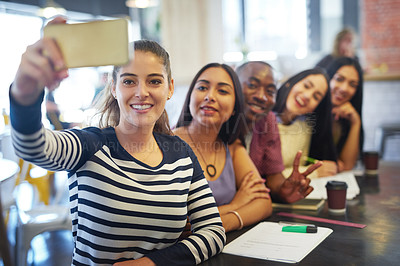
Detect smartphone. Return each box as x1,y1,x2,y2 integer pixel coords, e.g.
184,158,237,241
43,18,130,68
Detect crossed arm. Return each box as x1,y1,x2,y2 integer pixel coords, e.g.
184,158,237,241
217,141,272,232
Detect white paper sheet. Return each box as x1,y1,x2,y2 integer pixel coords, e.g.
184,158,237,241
306,171,360,200
222,222,333,263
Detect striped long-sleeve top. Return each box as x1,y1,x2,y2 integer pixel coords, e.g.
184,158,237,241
10,92,225,265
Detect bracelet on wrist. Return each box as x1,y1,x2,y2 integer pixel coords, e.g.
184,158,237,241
228,210,243,230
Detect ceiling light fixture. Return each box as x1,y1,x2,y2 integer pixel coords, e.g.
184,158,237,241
125,0,159,9
37,0,66,18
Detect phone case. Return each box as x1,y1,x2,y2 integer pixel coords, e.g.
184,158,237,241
43,18,130,68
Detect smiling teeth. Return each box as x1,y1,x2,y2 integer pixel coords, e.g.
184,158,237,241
132,104,152,110
296,96,305,106
250,104,263,110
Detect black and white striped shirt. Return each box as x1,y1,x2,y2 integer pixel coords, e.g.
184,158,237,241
10,93,225,265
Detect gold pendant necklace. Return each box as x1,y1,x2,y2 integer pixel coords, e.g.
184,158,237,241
187,128,217,177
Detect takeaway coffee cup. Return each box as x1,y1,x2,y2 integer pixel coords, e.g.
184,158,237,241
326,181,348,214
363,151,379,175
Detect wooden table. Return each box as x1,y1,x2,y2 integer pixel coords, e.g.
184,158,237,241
0,158,19,266
201,161,400,266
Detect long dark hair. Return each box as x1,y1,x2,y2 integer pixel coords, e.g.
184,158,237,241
93,40,173,135
175,63,247,145
273,68,337,161
326,56,364,154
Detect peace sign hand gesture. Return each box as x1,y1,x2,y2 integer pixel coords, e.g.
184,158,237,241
278,151,322,203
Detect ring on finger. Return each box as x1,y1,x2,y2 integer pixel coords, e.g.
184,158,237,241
42,49,50,58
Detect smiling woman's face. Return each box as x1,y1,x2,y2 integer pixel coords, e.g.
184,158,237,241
112,51,173,130
285,74,328,116
189,67,236,129
330,65,359,107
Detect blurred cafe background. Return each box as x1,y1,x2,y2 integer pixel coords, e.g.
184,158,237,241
0,0,399,265
1,0,399,159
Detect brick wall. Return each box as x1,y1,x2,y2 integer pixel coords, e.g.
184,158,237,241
361,0,400,160
362,0,400,75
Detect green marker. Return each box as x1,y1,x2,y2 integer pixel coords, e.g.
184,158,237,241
282,225,318,233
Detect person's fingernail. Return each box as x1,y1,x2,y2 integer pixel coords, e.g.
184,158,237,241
58,69,69,79
42,49,50,57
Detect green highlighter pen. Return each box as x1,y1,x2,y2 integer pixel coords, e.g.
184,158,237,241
306,157,318,164
282,226,318,233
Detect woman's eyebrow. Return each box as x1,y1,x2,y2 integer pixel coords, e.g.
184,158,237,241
120,73,136,78
120,73,165,78
217,82,233,89
148,73,165,78
196,79,210,84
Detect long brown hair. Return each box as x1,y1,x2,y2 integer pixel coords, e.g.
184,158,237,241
175,63,247,146
92,40,173,135
326,56,364,155
332,28,356,57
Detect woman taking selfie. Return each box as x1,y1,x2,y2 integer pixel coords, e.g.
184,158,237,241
10,17,225,266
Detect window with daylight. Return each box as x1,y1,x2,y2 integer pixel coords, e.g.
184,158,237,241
0,13,42,111
222,0,308,63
